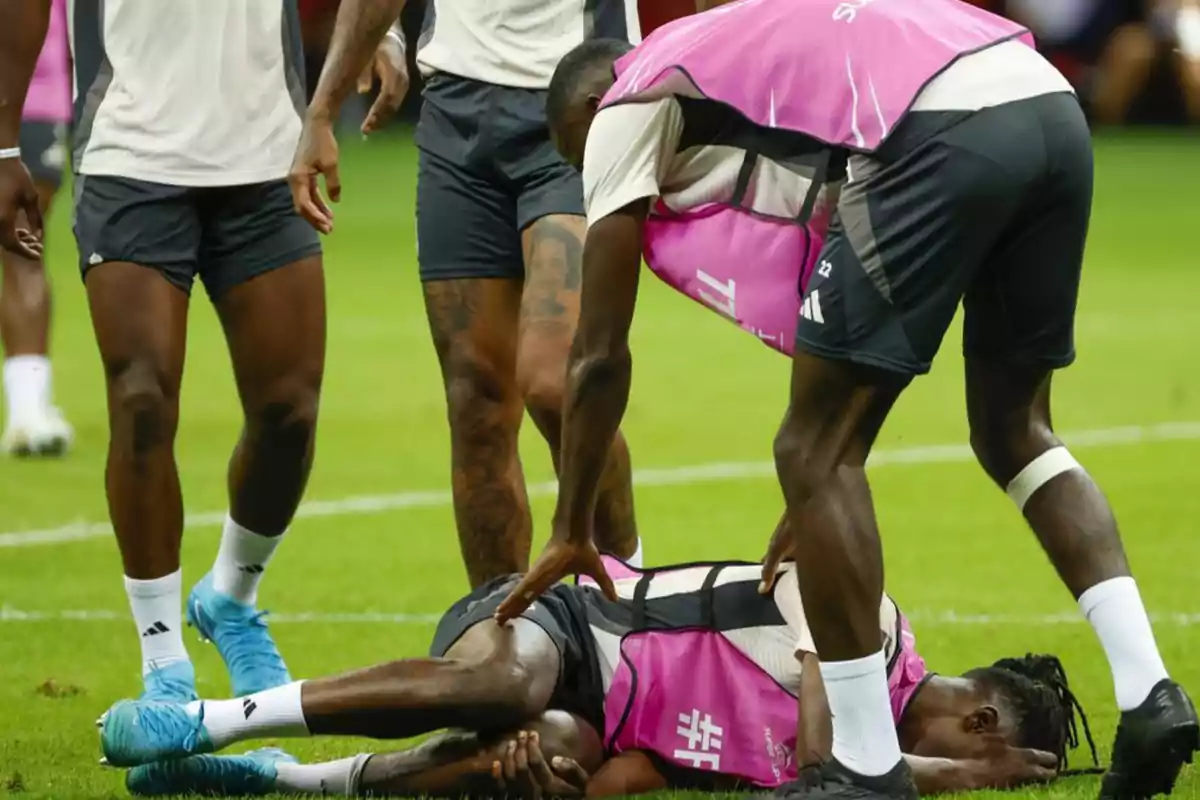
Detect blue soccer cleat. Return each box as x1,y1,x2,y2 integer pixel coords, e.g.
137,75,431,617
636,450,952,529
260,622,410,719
140,660,198,703
98,699,214,767
126,747,296,797
187,572,291,697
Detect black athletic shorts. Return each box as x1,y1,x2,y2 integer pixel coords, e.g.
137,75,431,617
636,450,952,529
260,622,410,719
73,176,322,298
20,121,68,187
415,74,585,283
796,92,1093,375
429,575,605,732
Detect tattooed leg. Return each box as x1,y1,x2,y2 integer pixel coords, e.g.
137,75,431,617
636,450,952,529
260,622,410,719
424,278,532,587
517,215,638,559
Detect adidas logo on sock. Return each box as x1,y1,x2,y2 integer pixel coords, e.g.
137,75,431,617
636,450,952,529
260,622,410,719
141,621,170,637
238,564,265,575
242,697,258,719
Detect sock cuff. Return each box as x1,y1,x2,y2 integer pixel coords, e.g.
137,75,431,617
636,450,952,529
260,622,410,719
818,649,887,681
3,354,50,370
628,538,644,568
1079,576,1139,616
124,569,183,598
347,753,373,795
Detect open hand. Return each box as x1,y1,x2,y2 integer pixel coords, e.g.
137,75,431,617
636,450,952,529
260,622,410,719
0,158,44,259
357,34,410,135
493,731,590,799
975,739,1058,789
495,534,617,624
287,114,340,234
759,514,794,594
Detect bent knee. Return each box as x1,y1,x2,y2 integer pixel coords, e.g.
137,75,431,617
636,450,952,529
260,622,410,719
773,414,838,490
442,349,524,435
246,381,321,445
107,360,178,457
518,366,566,436
969,418,1059,487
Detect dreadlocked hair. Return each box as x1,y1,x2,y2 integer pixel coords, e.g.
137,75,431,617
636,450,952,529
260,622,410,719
966,653,1101,774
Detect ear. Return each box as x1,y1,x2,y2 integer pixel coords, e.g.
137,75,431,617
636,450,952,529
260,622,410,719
586,93,603,113
963,705,1000,735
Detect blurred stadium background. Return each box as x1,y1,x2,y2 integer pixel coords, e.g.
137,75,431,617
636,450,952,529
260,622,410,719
1,1,1198,797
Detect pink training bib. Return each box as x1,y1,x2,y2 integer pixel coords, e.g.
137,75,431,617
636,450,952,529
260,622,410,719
24,0,71,124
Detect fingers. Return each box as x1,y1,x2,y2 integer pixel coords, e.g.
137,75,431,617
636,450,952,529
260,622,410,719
357,60,375,94
494,572,542,624
10,228,44,260
551,756,590,789
323,161,342,204
1025,749,1061,770
592,562,619,603
361,75,408,135
288,173,333,234
22,193,44,241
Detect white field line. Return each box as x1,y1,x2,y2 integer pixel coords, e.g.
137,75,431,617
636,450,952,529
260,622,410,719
2,420,1198,550
0,606,1198,627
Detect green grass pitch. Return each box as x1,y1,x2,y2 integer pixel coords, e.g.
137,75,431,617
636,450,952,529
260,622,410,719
0,130,1198,799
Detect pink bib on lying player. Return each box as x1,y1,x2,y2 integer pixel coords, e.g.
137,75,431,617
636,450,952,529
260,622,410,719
588,556,930,788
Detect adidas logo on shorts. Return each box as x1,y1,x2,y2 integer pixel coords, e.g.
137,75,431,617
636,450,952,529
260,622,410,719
800,290,825,324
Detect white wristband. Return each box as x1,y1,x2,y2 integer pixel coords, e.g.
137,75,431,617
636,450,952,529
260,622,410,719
385,27,406,52
0,147,20,160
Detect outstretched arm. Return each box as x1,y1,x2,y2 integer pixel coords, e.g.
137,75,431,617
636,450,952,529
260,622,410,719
553,202,646,543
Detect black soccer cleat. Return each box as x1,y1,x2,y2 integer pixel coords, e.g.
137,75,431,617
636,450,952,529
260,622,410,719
769,758,918,800
1100,679,1199,800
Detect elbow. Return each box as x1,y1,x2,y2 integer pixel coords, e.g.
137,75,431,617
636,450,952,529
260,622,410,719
568,346,631,395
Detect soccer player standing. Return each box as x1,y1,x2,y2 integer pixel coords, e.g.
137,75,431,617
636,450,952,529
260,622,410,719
290,0,645,588
0,0,71,457
0,0,324,702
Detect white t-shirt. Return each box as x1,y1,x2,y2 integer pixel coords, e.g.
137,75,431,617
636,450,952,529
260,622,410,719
417,0,642,90
68,0,306,186
583,41,1074,227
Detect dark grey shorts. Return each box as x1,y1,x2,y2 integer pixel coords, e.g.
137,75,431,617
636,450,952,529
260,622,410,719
429,574,605,733
796,92,1093,375
20,121,68,187
73,176,322,298
414,74,585,283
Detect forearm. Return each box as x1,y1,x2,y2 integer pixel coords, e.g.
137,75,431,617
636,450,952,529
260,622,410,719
309,0,407,117
556,343,632,535
0,0,52,144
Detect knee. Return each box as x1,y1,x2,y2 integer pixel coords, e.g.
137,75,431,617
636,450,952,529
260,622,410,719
773,417,834,506
442,349,523,443
107,360,178,458
245,380,321,449
968,415,1058,488
517,361,566,441
476,656,545,724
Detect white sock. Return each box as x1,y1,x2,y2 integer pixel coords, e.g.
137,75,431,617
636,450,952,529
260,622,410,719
3,355,51,421
820,650,905,776
125,570,190,675
211,515,283,606
274,755,372,796
628,537,644,568
1079,577,1169,710
193,680,309,749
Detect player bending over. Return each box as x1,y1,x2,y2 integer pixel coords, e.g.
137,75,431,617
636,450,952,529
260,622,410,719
99,557,1096,797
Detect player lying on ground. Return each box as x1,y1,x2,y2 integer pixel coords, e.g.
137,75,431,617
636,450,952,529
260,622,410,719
99,557,1096,797
495,2,1199,798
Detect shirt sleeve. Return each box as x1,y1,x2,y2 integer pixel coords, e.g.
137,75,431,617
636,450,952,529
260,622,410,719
772,568,818,658
581,98,685,228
